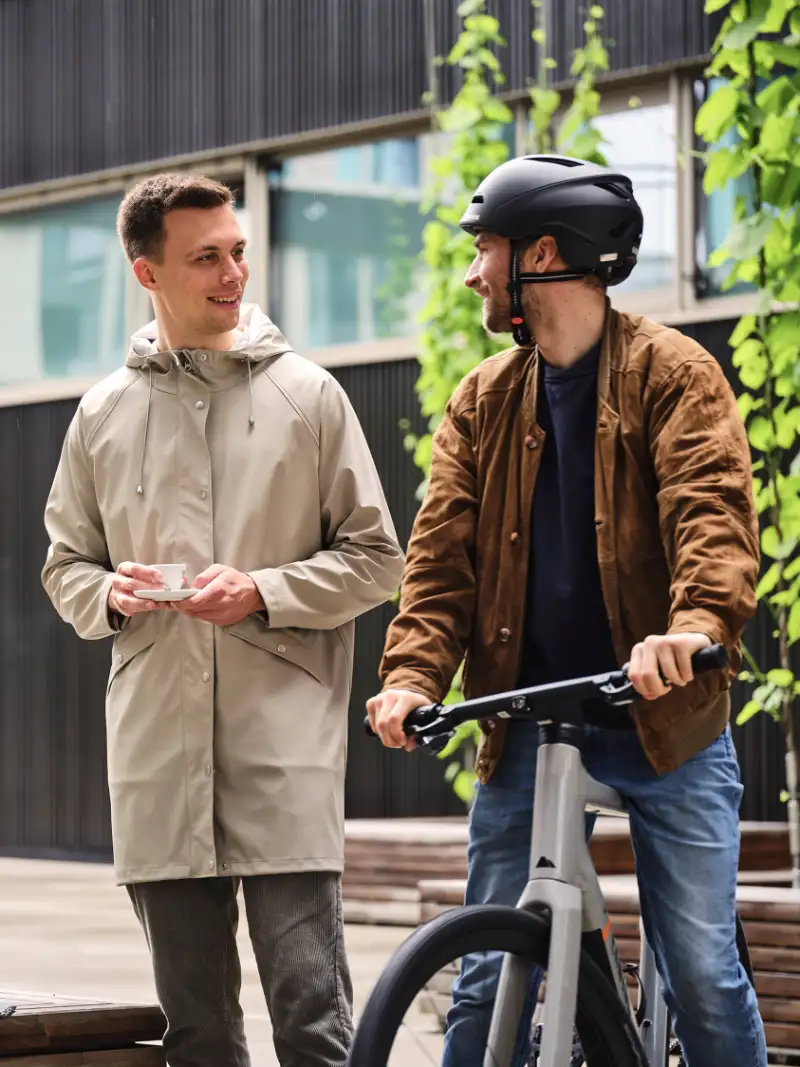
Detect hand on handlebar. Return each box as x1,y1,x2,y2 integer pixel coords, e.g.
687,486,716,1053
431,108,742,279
366,689,431,751
627,632,712,700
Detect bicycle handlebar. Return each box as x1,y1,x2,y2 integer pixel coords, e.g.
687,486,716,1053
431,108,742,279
364,644,728,751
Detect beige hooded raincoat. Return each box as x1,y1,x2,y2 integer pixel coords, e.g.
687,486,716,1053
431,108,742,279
42,305,404,884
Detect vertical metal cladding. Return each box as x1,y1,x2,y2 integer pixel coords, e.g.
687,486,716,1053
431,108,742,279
1,0,717,191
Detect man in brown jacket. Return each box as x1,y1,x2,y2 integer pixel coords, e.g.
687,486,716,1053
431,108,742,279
367,156,766,1066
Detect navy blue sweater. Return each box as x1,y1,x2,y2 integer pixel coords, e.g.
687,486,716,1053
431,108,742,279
518,342,620,690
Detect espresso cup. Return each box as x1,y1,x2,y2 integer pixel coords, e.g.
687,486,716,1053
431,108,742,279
151,564,187,591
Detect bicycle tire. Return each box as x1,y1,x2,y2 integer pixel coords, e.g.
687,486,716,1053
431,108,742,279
347,904,647,1067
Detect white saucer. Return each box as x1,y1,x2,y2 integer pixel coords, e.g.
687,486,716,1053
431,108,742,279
133,589,197,602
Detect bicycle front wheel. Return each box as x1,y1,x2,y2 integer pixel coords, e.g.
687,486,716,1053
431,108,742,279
347,904,647,1067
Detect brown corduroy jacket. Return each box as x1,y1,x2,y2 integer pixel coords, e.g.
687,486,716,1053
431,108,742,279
379,307,760,780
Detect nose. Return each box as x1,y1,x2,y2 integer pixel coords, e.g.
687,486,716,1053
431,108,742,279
464,254,481,289
221,255,244,284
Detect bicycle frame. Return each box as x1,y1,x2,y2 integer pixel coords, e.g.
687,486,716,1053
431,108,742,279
485,729,666,1067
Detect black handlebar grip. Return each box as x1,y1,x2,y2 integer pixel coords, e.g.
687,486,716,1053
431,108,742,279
691,644,728,673
363,703,440,738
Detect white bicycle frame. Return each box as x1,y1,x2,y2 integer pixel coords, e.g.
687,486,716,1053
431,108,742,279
484,732,668,1067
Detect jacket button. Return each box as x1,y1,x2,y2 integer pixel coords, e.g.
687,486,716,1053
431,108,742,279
510,532,520,544
195,400,205,410
208,860,216,871
277,644,286,654
205,765,212,776
199,489,207,499
499,628,511,642
116,653,123,663
525,436,538,450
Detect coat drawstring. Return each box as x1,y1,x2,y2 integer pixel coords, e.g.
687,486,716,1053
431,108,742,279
247,358,255,428
137,363,154,496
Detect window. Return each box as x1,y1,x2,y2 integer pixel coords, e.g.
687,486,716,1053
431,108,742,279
0,196,127,386
268,127,516,350
593,102,677,294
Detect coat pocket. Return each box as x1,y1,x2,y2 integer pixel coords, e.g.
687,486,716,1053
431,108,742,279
223,616,335,687
107,619,159,696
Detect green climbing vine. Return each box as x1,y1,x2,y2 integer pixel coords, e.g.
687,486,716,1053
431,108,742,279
697,0,800,883
408,1,616,805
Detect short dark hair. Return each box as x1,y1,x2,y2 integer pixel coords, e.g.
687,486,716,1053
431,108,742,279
117,173,234,262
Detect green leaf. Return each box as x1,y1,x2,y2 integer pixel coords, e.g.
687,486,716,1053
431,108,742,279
782,789,790,803
589,4,605,17
736,699,762,725
696,83,739,143
763,526,797,560
706,0,733,11
768,668,795,688
722,18,761,52
748,414,775,450
720,214,776,262
729,315,756,348
783,556,800,581
756,562,781,599
759,112,799,159
790,600,800,643
452,769,478,804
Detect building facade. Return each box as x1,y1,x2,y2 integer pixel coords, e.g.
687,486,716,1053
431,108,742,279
0,0,784,857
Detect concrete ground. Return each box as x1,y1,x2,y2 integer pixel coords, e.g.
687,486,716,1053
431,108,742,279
0,857,439,1066
0,857,779,1066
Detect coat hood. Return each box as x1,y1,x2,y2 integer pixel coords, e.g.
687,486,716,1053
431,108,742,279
125,303,293,371
124,304,293,495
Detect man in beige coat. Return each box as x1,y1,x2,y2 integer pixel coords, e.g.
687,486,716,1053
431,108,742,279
41,173,405,1067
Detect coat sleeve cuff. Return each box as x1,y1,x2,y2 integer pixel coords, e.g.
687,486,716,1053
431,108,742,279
668,609,729,648
380,670,444,704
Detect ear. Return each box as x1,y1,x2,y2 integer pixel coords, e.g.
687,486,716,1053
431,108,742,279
522,236,561,274
132,257,159,292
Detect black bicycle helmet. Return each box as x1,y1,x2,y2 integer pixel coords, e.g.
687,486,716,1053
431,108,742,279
460,154,643,346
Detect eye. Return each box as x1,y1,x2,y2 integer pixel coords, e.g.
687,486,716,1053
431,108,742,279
197,253,215,263
233,248,245,259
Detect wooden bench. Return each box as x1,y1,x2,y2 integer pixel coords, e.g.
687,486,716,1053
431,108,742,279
342,818,791,925
416,878,800,1058
0,990,165,1065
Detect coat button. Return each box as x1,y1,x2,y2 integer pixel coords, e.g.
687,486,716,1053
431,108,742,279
116,653,123,663
221,862,228,871
208,860,216,871
195,400,205,410
525,435,538,450
199,489,207,499
205,764,212,776
510,532,520,544
202,671,210,683
499,628,511,642
199,353,208,361
277,644,286,654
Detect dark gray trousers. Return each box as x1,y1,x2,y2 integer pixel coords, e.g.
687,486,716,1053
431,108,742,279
127,872,353,1067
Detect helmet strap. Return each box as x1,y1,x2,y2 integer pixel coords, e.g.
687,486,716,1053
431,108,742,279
508,240,532,347
507,240,597,347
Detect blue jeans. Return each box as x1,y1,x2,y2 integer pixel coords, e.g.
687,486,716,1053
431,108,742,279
441,722,767,1067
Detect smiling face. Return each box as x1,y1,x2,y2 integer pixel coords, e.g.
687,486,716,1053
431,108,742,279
133,204,249,350
464,232,514,334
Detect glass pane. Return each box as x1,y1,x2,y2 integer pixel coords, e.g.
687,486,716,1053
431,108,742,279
593,103,677,294
0,196,126,385
268,125,516,349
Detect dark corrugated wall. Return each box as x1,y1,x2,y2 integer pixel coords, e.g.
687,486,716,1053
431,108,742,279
0,0,717,191
0,334,789,858
0,358,462,859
